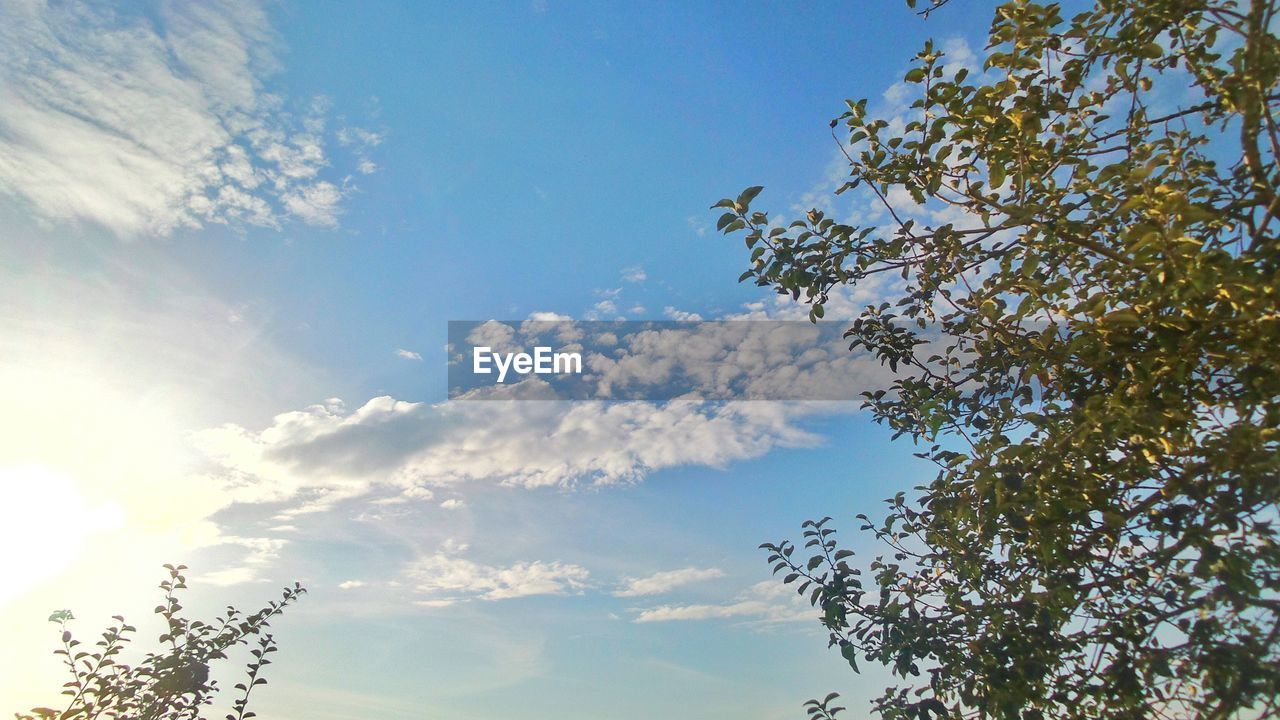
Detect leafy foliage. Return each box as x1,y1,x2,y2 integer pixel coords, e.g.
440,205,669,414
716,0,1280,718
16,565,305,720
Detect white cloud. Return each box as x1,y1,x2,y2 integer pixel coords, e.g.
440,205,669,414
527,311,572,322
191,395,824,511
336,127,383,148
338,580,366,590
465,320,520,356
279,180,342,227
584,299,618,320
633,581,812,625
662,306,703,322
621,266,647,283
687,216,708,237
201,535,289,586
404,485,435,500
396,348,423,361
584,319,893,402
337,126,383,177
202,567,260,587
192,308,901,515
0,0,360,237
440,498,465,510
614,567,725,597
405,547,589,604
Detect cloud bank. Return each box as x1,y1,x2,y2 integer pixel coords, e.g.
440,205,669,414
192,395,827,515
0,0,371,236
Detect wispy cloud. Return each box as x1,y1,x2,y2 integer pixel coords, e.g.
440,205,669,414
621,266,647,283
614,567,725,597
201,535,288,586
337,125,383,175
633,581,812,625
0,0,364,237
686,215,708,237
406,545,589,604
395,348,423,361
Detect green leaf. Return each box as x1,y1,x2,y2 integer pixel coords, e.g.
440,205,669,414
736,186,764,208
840,642,859,672
989,161,1006,189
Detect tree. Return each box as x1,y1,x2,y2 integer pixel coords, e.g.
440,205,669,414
15,565,305,720
714,0,1279,718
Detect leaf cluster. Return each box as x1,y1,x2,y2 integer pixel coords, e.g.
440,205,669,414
718,0,1280,718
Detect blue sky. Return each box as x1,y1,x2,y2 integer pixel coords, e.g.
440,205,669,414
0,2,995,718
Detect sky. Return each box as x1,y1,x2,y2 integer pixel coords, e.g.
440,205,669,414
0,2,996,718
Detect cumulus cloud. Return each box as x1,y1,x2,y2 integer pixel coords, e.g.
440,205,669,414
439,498,465,510
405,546,589,604
191,394,825,512
0,0,362,237
465,320,520,356
338,580,366,590
280,180,342,227
527,311,573,322
584,299,618,321
195,304,906,518
613,567,725,597
633,581,812,625
662,306,703,322
396,348,423,361
193,299,904,522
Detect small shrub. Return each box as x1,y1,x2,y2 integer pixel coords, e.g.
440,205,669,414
16,564,305,720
